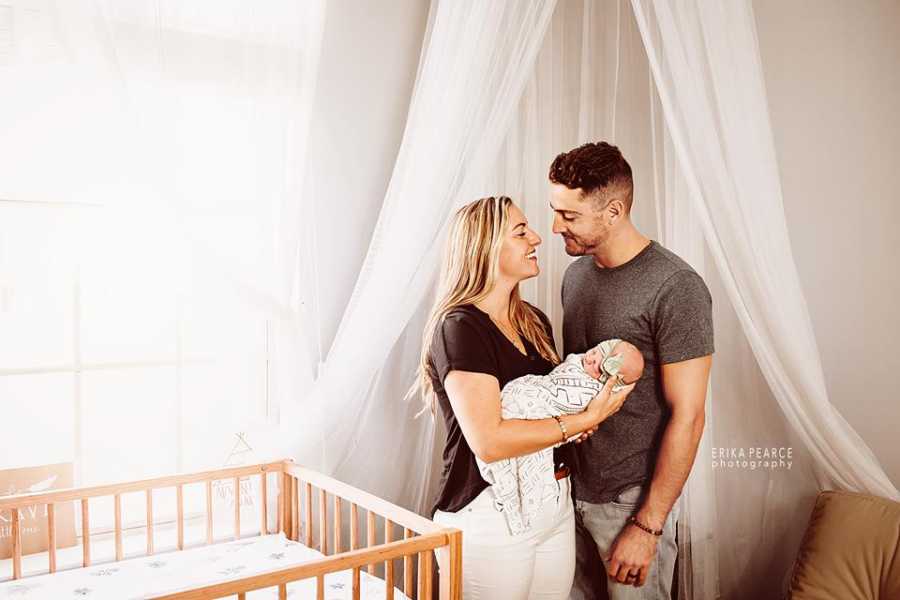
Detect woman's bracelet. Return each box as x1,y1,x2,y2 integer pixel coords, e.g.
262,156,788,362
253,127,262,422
552,415,568,443
627,515,663,537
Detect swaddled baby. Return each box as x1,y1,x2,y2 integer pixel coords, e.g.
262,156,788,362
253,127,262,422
477,339,644,535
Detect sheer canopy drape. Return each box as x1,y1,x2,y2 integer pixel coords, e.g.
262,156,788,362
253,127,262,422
280,1,559,515
279,1,897,599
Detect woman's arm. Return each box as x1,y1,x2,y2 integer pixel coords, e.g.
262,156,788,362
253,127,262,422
445,370,633,463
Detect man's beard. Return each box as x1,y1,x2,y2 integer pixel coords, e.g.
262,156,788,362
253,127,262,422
562,234,600,256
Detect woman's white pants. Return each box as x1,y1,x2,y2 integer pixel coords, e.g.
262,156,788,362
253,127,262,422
433,476,575,600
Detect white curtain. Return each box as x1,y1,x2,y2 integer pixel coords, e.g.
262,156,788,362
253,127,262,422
632,1,900,597
280,0,559,515
275,1,898,599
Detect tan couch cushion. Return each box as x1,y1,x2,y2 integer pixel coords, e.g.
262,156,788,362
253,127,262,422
787,490,900,600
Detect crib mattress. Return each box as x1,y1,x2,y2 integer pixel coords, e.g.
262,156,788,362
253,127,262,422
0,533,411,599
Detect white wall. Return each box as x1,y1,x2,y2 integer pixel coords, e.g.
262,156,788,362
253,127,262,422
754,0,900,487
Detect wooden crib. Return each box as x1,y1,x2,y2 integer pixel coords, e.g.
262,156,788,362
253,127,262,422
0,459,461,599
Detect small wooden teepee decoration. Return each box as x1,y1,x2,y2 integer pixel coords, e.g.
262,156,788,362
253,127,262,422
213,432,257,510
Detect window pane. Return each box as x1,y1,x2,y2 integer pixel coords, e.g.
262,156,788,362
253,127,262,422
0,205,76,369
0,373,74,471
79,221,179,363
81,367,178,486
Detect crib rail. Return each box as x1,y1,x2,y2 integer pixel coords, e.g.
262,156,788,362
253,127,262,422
0,462,285,509
152,532,448,600
0,459,461,600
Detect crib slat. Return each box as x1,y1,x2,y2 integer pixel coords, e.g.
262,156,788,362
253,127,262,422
234,476,242,540
333,496,342,553
403,528,413,597
291,476,299,541
81,498,90,567
280,472,291,538
418,550,431,600
366,510,376,575
115,493,123,559
278,583,287,600
318,488,327,554
146,489,154,555
177,484,185,550
352,566,361,599
260,472,268,535
205,481,213,545
316,574,325,600
417,552,424,599
11,507,21,579
276,474,283,534
304,482,313,546
47,503,57,573
422,550,433,600
350,503,359,550
238,593,246,600
385,519,394,600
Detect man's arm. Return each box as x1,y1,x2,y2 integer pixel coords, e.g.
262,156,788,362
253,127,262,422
638,354,711,528
606,354,712,585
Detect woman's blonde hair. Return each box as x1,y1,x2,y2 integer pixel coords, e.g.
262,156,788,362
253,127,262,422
408,196,560,415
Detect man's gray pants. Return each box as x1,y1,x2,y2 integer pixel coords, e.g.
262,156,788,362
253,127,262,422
569,484,679,600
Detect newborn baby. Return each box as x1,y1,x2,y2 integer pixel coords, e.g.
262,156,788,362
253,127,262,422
477,339,644,535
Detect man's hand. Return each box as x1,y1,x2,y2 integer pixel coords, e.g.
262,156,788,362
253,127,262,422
605,522,659,586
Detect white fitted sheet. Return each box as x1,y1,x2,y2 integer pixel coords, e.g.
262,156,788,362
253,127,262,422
0,533,411,599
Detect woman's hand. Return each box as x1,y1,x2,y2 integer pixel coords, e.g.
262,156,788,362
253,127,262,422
574,424,598,444
584,376,636,426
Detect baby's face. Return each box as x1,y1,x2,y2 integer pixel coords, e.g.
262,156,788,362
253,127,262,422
582,340,644,384
582,347,604,379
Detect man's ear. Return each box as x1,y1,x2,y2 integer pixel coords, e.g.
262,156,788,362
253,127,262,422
608,198,625,220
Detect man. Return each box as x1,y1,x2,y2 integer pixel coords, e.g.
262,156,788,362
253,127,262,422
549,142,714,600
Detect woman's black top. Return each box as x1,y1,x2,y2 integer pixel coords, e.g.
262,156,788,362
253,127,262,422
428,303,557,515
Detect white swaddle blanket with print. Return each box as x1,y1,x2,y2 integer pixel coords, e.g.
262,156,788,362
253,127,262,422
476,339,625,535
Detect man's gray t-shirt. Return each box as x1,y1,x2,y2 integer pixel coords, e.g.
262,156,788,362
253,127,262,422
561,240,714,504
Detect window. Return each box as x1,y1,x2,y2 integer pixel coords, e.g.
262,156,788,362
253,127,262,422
0,200,272,536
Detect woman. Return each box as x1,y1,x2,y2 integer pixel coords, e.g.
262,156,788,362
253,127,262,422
409,196,634,599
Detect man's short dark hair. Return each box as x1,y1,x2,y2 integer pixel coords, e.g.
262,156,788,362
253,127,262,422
549,142,634,212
